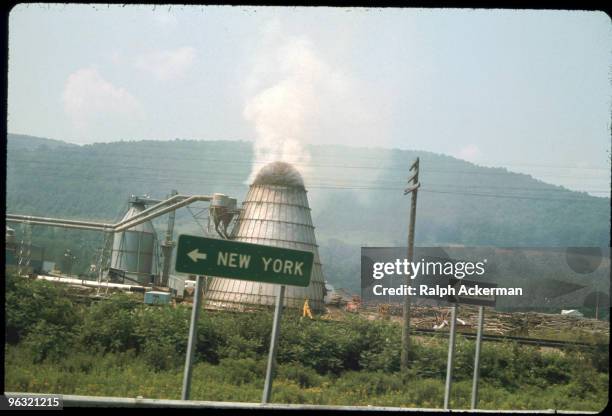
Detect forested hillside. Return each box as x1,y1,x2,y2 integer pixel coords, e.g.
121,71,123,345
6,134,610,292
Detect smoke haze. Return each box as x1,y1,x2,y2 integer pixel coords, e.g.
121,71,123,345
243,20,385,187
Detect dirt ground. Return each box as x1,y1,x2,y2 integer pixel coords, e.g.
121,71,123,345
321,304,610,339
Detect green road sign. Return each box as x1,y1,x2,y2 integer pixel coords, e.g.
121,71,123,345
175,235,313,287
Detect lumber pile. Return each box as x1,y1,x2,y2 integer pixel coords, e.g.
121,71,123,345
360,302,609,337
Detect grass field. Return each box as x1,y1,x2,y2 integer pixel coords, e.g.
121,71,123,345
4,275,609,411
5,345,608,411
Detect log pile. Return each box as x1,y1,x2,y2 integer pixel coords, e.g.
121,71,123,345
359,302,609,337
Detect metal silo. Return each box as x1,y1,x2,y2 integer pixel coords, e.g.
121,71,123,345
204,161,326,313
5,226,16,246
110,196,158,285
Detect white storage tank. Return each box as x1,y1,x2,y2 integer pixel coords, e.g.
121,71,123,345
110,196,158,285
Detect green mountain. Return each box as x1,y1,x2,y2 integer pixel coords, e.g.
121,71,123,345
5,133,610,293
7,133,78,151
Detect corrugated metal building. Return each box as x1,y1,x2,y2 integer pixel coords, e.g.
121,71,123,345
110,197,158,285
204,162,326,312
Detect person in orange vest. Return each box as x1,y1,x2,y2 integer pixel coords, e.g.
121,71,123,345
302,298,313,319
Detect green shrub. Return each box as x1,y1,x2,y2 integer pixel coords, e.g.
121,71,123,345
350,318,401,372
277,362,323,388
76,293,142,353
142,339,182,372
58,351,97,374
334,371,403,396
408,378,444,407
4,275,609,411
21,322,76,363
585,343,609,373
271,380,309,404
218,334,263,360
5,274,80,344
359,346,401,373
278,318,353,374
409,338,447,379
217,358,265,385
132,305,190,354
194,316,225,364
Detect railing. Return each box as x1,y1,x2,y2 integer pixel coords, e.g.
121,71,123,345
3,393,596,413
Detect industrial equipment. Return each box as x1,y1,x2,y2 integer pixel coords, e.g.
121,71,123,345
204,161,326,313
110,196,159,285
144,290,172,305
6,191,240,288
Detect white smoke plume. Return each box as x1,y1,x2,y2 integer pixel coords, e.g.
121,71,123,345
243,21,359,185
242,19,393,212
244,38,312,183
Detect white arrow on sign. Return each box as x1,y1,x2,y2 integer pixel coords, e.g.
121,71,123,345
187,249,207,263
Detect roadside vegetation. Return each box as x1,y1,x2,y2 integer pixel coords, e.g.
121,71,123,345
5,275,609,411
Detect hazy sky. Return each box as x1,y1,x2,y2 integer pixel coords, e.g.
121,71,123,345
7,5,611,195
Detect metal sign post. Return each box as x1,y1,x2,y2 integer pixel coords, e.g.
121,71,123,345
442,279,496,410
443,305,458,410
471,306,485,409
262,285,286,404
444,279,497,410
175,235,314,404
181,275,204,400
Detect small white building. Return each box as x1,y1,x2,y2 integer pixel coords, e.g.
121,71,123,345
168,274,186,299
561,309,584,318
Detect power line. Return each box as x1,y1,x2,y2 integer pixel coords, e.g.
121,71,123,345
24,142,609,171
419,189,609,202
7,157,610,194
7,157,609,181
5,169,608,203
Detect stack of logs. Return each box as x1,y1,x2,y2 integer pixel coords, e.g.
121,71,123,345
359,303,610,337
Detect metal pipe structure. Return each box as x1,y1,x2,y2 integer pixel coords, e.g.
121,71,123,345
114,196,213,232
36,275,145,292
6,194,218,286
160,190,178,287
6,214,113,231
113,194,188,227
6,195,214,234
5,220,111,232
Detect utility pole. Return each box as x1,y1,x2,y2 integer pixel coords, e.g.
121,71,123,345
401,157,420,371
160,189,178,287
